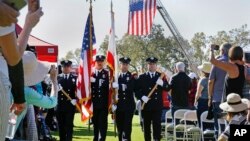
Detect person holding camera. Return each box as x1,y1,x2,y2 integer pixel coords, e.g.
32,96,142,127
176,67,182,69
210,45,245,97
208,43,231,138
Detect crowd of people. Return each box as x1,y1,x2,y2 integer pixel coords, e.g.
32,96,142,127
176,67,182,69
1,1,250,141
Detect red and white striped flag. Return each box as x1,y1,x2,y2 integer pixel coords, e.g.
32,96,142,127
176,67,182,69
128,0,157,35
77,13,96,122
106,2,118,109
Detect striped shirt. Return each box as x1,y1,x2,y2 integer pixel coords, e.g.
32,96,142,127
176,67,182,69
221,114,247,140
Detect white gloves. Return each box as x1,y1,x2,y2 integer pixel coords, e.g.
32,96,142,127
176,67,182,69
112,104,117,112
142,96,149,103
90,77,96,83
156,78,164,86
70,99,77,106
121,84,127,91
112,82,127,91
112,82,119,88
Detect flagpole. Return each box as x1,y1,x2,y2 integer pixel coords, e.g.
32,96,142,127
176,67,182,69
110,0,119,138
87,0,94,133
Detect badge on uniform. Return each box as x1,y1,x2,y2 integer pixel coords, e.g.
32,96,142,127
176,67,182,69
72,78,75,82
103,74,106,78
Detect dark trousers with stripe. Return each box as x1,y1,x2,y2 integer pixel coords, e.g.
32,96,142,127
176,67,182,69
142,110,162,141
92,109,108,141
56,110,75,141
116,110,134,141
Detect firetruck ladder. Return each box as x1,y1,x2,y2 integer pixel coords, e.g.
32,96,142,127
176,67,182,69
156,0,199,74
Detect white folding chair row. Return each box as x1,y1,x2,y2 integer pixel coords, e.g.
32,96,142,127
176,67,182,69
165,109,203,141
218,117,227,136
173,109,190,141
200,111,215,141
182,110,202,141
165,110,174,141
200,111,227,141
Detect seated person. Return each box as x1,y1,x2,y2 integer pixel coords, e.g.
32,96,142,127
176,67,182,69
218,93,250,141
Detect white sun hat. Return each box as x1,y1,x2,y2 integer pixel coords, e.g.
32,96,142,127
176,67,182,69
219,93,249,112
188,72,197,79
23,51,51,86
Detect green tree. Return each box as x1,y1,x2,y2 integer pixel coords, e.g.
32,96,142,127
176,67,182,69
61,48,81,65
191,24,250,63
99,24,187,73
190,32,208,64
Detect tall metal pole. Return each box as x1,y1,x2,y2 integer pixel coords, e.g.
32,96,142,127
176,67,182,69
87,0,94,133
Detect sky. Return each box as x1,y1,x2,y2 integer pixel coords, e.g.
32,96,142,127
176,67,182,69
18,0,250,59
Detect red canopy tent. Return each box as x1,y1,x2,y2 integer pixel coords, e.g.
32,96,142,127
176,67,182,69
15,24,58,63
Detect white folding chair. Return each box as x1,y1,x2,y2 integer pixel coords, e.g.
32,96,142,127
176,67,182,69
200,111,215,141
218,117,227,136
165,110,174,141
182,110,201,141
173,109,189,141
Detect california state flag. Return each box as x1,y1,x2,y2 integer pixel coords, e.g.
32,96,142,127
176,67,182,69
106,4,118,110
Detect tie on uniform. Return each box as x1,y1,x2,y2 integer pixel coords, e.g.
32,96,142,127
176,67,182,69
150,73,154,78
96,71,100,76
64,74,68,79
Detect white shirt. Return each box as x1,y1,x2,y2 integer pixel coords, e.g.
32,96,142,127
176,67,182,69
95,69,103,76
120,72,127,77
148,71,156,78
62,73,70,79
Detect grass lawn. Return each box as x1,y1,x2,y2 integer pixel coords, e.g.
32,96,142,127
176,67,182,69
51,113,146,141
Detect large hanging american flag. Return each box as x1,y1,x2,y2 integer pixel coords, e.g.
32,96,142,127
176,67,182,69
77,13,96,122
128,0,157,35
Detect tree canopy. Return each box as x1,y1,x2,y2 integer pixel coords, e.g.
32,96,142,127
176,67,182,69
62,24,250,74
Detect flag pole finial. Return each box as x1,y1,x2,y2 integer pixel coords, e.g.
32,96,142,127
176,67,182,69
111,0,113,12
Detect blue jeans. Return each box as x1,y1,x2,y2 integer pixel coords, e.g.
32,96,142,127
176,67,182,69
212,102,222,138
197,98,209,127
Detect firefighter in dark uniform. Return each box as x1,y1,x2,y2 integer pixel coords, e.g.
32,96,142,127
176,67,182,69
90,55,109,141
57,60,77,141
112,57,136,141
135,57,168,141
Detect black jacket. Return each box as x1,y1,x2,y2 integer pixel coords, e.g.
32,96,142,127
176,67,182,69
166,72,191,107
117,71,136,112
57,73,77,112
135,72,168,111
91,69,109,109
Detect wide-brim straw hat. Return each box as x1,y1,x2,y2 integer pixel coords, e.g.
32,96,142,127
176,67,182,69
219,93,249,112
198,62,212,73
23,51,51,86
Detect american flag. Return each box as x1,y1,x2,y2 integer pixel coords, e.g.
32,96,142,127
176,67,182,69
77,13,96,122
128,0,156,35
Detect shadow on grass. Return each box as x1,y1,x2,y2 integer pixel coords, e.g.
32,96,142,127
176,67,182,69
52,124,117,139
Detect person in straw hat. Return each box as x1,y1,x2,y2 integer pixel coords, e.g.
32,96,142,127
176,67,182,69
218,93,250,141
11,51,58,140
194,62,212,127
